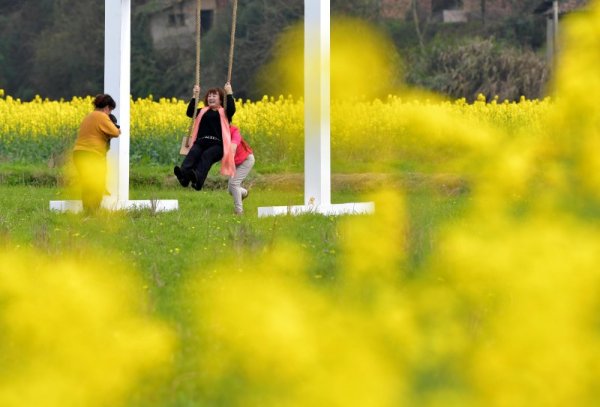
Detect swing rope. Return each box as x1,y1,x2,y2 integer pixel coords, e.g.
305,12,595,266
183,0,238,152
186,0,202,146
227,0,238,83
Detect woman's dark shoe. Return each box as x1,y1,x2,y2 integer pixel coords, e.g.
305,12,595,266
174,166,190,187
186,169,198,183
186,169,201,190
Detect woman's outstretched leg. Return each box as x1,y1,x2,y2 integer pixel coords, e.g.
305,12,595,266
228,154,255,214
191,144,224,190
174,144,203,187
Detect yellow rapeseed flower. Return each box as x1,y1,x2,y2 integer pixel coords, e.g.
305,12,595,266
0,249,174,407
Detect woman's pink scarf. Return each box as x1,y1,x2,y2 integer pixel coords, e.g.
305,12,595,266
189,107,236,177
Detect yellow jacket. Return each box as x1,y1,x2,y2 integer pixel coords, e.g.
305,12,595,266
73,111,120,156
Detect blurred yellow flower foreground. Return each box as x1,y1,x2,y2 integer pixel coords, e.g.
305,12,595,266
2,1,600,406
0,250,174,407
184,2,600,405
186,192,600,406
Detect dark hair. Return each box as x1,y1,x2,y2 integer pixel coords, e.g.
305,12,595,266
203,88,225,107
93,94,116,110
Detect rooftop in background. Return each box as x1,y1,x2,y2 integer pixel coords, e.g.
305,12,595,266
534,0,589,15
140,0,228,13
381,0,517,23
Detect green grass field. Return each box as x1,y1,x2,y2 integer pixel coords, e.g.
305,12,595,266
0,182,466,406
0,182,467,284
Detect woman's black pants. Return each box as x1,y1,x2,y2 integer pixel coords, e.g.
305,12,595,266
180,142,224,190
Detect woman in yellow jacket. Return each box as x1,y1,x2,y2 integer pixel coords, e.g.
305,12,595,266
72,94,121,213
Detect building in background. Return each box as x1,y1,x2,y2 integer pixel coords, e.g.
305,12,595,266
380,0,514,23
148,0,229,49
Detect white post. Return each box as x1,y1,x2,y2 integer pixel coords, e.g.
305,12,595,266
104,0,131,204
552,0,559,65
304,0,331,207
546,17,554,65
257,0,373,217
50,0,178,213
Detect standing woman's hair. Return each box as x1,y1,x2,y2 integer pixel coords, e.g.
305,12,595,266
93,94,116,110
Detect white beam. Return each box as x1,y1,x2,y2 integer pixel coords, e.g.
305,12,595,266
104,0,131,203
258,202,374,217
51,0,178,213
304,0,331,207
49,200,179,213
257,0,374,217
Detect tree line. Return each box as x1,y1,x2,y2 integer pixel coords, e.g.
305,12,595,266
0,0,305,100
0,0,550,101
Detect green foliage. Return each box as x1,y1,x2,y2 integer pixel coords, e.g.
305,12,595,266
407,37,549,101
226,0,303,99
1,0,554,101
0,0,55,99
31,0,104,99
381,20,423,52
130,10,163,98
330,0,382,19
492,15,547,49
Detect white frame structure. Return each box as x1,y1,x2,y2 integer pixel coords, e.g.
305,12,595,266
50,0,373,216
50,0,178,213
258,0,374,217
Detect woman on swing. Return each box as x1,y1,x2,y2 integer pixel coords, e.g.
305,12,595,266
174,82,236,190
